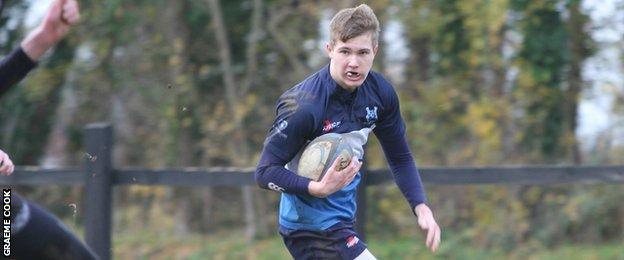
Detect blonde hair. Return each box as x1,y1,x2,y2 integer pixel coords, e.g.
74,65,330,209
329,4,380,47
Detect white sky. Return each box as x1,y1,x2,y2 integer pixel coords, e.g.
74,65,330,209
24,0,52,28
579,0,624,148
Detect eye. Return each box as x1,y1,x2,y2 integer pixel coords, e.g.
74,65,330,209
339,50,349,54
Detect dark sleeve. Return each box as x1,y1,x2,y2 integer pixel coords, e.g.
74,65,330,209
373,81,427,210
254,101,318,195
255,148,312,194
378,134,427,209
0,47,37,97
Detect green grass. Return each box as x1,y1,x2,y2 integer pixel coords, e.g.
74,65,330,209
112,229,624,260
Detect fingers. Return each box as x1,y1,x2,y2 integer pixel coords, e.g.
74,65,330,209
432,224,441,252
350,156,362,172
421,218,440,252
0,159,15,176
46,0,65,21
0,165,9,175
342,156,361,174
415,204,441,252
0,151,14,176
316,156,363,197
341,156,361,182
61,0,80,25
425,220,435,249
329,154,343,171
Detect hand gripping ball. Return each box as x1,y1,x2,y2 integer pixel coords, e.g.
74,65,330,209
296,133,354,181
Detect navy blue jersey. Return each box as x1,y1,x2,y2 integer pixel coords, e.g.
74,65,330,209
256,65,426,231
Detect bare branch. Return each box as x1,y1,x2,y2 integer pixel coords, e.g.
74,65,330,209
240,0,263,96
267,6,309,78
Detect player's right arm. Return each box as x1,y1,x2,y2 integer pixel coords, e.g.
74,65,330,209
256,146,361,197
255,103,318,194
255,99,360,197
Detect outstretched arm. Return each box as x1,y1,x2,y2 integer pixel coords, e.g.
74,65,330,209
0,0,80,95
0,1,80,172
21,0,80,61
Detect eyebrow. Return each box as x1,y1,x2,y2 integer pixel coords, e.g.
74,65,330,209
338,46,371,52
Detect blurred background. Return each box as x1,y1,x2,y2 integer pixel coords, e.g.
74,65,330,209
1,0,623,259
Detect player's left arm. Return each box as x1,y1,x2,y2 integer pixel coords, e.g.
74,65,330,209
376,133,440,252
373,76,440,252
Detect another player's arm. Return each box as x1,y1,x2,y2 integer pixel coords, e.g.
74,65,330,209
0,149,15,175
0,0,80,95
21,0,80,61
0,48,37,96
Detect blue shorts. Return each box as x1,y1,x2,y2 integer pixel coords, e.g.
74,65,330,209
279,224,368,260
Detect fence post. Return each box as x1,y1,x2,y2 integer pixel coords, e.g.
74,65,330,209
356,155,368,242
84,123,113,260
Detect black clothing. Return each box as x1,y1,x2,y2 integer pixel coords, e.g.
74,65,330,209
0,47,36,97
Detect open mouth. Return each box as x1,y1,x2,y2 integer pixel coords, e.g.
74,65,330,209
346,71,361,81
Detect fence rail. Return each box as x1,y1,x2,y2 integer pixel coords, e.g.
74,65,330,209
1,123,623,259
5,165,624,187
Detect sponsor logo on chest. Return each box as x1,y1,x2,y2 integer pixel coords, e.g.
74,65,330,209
322,120,342,132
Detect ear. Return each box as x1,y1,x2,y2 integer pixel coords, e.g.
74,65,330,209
372,44,379,56
325,43,333,58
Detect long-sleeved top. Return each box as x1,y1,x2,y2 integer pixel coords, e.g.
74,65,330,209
0,47,37,97
255,64,426,231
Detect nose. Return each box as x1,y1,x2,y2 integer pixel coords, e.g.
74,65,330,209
347,56,359,69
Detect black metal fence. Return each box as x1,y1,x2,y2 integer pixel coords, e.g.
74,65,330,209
2,123,623,259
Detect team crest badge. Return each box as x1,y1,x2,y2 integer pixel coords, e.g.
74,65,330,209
365,106,378,124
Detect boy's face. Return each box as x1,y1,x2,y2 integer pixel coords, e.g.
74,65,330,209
326,33,378,92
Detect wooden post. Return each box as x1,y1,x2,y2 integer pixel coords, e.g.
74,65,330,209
84,123,113,260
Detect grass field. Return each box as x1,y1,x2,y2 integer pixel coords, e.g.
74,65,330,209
112,229,624,260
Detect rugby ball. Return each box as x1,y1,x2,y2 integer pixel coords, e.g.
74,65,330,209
297,133,354,181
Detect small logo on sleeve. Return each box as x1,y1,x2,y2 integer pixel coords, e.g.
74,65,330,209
267,182,285,192
267,119,289,141
277,120,288,131
346,235,360,248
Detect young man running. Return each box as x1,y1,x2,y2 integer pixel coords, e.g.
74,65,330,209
255,4,440,259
